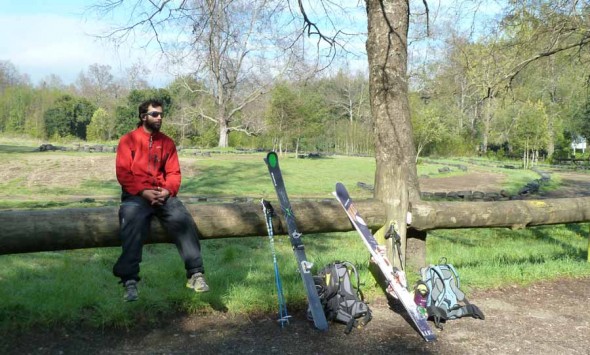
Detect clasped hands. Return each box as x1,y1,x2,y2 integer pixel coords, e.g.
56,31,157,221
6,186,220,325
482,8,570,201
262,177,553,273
140,187,170,206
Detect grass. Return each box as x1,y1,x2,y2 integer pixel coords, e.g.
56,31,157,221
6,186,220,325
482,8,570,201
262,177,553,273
182,154,377,199
0,140,589,331
427,225,590,292
0,232,377,331
0,145,542,209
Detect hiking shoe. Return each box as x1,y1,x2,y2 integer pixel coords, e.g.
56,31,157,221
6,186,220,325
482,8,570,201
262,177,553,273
124,280,138,302
186,272,210,293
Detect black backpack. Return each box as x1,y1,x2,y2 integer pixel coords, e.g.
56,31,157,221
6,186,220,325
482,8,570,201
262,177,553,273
312,261,372,333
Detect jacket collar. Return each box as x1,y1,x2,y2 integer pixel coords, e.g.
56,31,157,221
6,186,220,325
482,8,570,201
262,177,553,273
134,126,161,139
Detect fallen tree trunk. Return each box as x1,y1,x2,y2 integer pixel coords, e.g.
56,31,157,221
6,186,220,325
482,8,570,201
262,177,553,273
0,199,384,255
412,198,590,230
2,197,590,255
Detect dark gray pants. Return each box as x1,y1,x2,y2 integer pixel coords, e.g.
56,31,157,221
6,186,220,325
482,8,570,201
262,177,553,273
113,194,204,282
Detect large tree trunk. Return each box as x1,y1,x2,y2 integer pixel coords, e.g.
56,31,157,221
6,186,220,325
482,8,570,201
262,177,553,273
366,0,419,268
218,119,229,147
2,198,590,255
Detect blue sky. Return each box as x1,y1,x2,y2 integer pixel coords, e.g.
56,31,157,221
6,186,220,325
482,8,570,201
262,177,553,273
0,0,168,85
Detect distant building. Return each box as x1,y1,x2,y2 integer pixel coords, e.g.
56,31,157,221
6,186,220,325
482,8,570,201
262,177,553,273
571,136,586,154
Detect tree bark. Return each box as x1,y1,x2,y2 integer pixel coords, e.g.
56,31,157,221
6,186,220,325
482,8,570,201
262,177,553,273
3,197,590,255
366,0,419,268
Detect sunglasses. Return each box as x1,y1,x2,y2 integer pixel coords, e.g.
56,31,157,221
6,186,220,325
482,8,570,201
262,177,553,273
145,111,163,118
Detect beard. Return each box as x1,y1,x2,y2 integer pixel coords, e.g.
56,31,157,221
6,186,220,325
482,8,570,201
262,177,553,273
145,120,161,132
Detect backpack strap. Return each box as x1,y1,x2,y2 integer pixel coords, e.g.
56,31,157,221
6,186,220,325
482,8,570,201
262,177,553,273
358,307,372,327
448,303,485,320
341,261,363,300
439,264,465,303
339,308,372,334
428,265,447,307
426,305,448,330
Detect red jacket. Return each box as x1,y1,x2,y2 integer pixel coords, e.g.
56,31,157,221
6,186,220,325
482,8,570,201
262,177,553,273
116,127,182,196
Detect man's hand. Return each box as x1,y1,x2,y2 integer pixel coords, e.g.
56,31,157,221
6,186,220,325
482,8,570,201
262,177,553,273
155,187,170,205
140,187,170,206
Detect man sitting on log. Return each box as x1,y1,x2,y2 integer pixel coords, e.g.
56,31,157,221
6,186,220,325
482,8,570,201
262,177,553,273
112,99,209,302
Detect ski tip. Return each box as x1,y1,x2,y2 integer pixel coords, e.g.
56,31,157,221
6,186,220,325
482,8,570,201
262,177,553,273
266,151,278,168
314,322,329,332
424,334,437,342
334,182,349,199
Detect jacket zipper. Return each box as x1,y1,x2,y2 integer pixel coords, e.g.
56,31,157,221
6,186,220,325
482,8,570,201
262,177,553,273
148,135,156,188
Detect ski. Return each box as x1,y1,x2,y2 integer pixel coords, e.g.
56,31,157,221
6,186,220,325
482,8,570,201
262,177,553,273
333,182,436,342
264,151,328,331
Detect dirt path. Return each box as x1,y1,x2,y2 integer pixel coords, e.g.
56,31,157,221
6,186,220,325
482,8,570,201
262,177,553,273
3,277,589,354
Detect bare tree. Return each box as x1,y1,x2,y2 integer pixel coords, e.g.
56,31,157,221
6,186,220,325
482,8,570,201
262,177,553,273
124,62,151,91
327,69,371,155
0,60,26,92
91,0,299,147
76,63,120,108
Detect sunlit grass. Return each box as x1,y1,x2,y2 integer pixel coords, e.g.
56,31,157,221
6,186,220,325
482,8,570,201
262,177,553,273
427,225,590,292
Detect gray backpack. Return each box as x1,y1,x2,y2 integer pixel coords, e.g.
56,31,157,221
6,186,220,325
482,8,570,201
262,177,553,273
312,261,372,333
420,259,485,329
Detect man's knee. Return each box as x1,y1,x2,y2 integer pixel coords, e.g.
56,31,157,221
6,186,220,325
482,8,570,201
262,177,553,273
166,198,192,221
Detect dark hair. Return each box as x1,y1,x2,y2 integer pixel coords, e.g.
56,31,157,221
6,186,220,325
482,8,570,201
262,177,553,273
137,99,164,127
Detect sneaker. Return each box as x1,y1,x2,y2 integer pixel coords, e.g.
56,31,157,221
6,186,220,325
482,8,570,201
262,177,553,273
186,272,210,293
124,280,138,302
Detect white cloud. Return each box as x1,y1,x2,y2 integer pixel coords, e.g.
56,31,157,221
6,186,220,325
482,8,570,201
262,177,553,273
0,12,171,85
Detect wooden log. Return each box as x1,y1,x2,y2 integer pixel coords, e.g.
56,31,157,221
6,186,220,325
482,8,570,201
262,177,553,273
2,197,590,255
412,197,590,230
0,199,385,255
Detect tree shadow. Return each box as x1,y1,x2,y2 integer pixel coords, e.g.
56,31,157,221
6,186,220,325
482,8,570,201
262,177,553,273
0,144,38,153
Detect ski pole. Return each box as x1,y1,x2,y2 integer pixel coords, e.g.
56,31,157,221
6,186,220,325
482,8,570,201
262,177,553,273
261,199,290,327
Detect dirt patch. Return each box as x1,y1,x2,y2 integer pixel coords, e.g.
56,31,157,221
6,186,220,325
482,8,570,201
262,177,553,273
2,277,589,354
419,169,590,199
0,154,199,192
540,171,590,199
419,171,507,193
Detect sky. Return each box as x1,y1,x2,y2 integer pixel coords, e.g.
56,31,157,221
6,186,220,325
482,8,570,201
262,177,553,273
0,0,504,88
0,0,170,86
0,0,372,87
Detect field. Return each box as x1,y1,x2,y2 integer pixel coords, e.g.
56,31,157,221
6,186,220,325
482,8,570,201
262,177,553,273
1,140,590,353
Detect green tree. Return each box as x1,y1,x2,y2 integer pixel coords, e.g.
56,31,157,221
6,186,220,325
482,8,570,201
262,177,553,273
265,83,299,154
410,95,449,160
0,85,34,134
86,108,115,141
295,85,331,154
44,95,97,139
510,100,550,168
